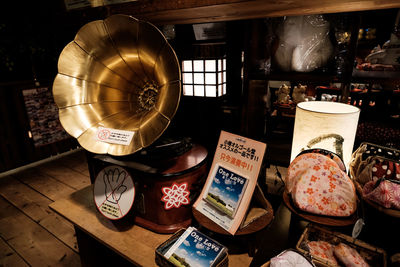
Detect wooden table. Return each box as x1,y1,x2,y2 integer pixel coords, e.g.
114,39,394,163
49,185,253,266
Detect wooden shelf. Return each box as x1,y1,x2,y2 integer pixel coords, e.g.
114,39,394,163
104,0,400,25
352,69,400,84
248,69,400,85
50,185,253,266
249,72,338,83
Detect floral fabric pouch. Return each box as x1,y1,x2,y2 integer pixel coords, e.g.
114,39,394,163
334,243,370,267
288,153,357,217
363,178,400,210
307,241,338,266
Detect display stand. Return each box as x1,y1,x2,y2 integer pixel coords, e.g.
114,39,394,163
193,184,274,257
282,190,358,227
193,184,274,236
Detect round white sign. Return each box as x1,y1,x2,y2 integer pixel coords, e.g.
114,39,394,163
93,165,135,220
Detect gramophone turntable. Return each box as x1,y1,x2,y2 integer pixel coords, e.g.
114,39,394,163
53,14,208,233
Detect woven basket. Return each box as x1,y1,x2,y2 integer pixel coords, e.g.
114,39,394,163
296,224,386,267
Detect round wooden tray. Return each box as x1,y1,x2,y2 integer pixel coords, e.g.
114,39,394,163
355,182,400,218
282,191,359,226
192,201,274,236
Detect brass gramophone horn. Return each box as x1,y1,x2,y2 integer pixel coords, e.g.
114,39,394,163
53,15,181,156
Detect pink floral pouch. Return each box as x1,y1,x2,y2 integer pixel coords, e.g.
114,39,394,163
363,179,400,210
307,241,338,266
288,153,357,217
334,243,370,267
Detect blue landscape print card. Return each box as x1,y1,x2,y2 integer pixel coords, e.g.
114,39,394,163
164,227,226,267
204,164,248,218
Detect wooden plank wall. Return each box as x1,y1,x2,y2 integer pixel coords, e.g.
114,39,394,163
0,149,90,266
0,81,36,172
0,81,79,172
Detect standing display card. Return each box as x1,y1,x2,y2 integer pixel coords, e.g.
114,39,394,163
163,227,227,267
193,131,267,235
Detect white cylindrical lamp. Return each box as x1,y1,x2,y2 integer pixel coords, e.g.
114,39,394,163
290,101,360,171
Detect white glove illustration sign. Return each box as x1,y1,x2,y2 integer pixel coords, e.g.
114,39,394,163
94,165,135,220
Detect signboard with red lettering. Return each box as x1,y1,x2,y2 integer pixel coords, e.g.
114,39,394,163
193,131,266,234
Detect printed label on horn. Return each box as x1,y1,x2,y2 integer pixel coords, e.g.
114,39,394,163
95,127,134,146
94,165,135,220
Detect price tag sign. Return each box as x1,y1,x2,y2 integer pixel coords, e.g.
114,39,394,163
352,218,365,239
95,127,134,146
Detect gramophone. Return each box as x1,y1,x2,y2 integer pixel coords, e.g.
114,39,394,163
53,14,208,233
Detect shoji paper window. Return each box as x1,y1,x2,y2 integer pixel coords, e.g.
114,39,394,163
182,59,226,97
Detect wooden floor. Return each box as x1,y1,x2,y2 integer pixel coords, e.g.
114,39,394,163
0,149,90,266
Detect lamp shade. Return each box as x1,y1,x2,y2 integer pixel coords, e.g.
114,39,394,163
290,101,360,171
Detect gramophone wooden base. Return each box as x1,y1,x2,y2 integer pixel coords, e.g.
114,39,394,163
134,216,192,234
87,143,208,234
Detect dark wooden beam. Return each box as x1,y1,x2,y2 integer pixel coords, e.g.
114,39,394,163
106,0,400,25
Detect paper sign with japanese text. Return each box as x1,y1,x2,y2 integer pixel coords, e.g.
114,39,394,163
193,131,266,235
93,165,135,220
